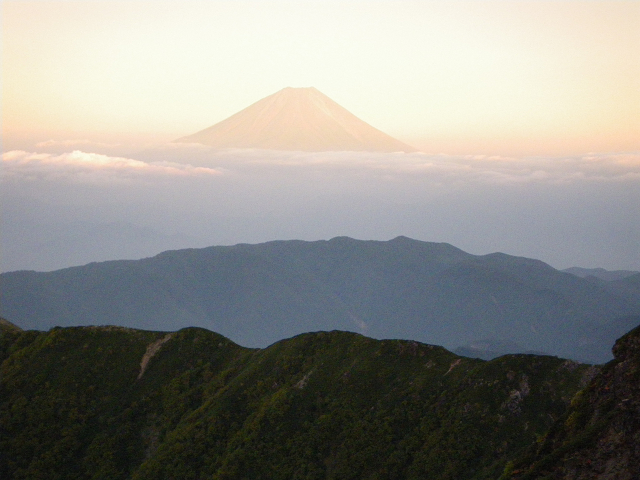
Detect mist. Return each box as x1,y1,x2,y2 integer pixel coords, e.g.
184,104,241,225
2,146,639,272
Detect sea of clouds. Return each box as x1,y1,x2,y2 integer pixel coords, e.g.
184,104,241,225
2,144,639,272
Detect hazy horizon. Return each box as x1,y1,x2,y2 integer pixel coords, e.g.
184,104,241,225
2,1,639,272
3,144,639,272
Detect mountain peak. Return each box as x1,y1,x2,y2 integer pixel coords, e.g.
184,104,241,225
175,87,416,152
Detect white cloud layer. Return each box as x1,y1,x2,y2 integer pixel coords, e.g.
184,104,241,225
2,150,221,182
5,147,638,189
141,145,640,185
8,145,637,186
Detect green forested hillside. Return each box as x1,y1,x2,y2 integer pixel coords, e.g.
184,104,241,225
502,325,640,479
1,322,597,480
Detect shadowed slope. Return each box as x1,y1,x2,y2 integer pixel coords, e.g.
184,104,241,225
175,87,416,152
502,325,640,479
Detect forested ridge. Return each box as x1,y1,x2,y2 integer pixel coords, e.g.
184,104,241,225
4,318,628,480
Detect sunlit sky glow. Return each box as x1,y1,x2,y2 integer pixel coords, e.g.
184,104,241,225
3,1,639,155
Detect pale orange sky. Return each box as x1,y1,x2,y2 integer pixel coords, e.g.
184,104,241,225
3,1,640,155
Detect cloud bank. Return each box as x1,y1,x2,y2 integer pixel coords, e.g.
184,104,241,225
139,145,640,186
6,145,638,187
2,150,221,183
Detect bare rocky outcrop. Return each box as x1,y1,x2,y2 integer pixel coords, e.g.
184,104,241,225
138,333,173,379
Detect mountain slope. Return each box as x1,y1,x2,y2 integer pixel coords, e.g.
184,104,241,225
2,237,639,362
502,324,640,479
0,325,595,480
562,267,639,282
174,87,416,152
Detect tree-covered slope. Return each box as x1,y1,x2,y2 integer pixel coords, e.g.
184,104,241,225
2,237,639,362
0,317,27,364
0,325,247,480
501,325,640,480
1,325,596,480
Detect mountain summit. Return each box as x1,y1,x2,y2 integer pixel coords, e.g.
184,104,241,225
175,87,416,152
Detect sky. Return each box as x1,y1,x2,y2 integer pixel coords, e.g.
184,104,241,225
3,0,639,155
2,1,640,272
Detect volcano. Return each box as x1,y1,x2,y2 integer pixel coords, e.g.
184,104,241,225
175,87,416,152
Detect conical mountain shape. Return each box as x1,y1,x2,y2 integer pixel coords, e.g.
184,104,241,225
175,87,416,152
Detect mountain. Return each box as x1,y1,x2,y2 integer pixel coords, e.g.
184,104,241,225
564,269,640,308
563,267,639,282
0,317,23,364
174,87,416,152
454,339,547,361
609,273,640,301
0,324,597,479
502,324,640,479
3,236,639,363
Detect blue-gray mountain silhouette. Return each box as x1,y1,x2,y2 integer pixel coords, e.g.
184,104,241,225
3,236,638,363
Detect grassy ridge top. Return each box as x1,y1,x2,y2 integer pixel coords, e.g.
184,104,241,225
1,325,596,480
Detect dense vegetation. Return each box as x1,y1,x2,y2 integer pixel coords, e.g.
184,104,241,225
3,237,639,363
1,319,603,480
501,325,640,479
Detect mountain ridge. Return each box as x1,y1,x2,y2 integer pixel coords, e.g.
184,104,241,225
562,267,639,282
2,236,639,363
0,324,601,479
502,324,640,479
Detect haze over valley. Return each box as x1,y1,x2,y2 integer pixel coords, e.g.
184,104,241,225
3,142,639,273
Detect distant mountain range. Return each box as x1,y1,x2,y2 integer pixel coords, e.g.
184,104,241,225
3,236,639,363
562,266,639,282
2,319,638,479
175,87,416,152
